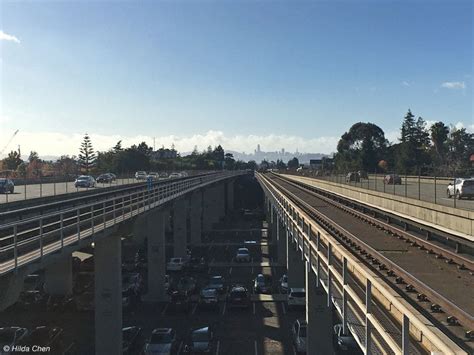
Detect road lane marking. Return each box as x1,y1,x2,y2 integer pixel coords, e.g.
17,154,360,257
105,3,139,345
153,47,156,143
229,267,232,275
254,340,258,355
191,303,198,315
161,303,169,315
177,341,183,354
216,340,220,355
222,301,227,315
253,302,256,315
282,302,286,314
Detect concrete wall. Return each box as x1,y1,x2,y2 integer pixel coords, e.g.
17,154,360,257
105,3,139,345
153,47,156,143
282,174,474,240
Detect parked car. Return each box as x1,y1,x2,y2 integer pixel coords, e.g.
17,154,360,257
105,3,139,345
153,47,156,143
207,275,226,294
333,324,359,352
177,276,197,295
23,274,43,292
122,326,142,354
0,327,28,353
287,288,306,309
159,172,168,179
16,291,46,310
228,285,250,309
0,179,14,194
447,178,474,199
144,328,178,355
147,172,160,181
187,257,208,272
21,326,65,352
279,274,288,294
108,173,117,180
345,172,360,183
235,248,251,262
96,173,113,183
253,274,272,294
184,326,214,354
170,291,191,312
168,173,181,179
199,287,219,310
291,319,307,354
166,257,187,271
384,174,402,185
74,175,96,188
135,171,147,180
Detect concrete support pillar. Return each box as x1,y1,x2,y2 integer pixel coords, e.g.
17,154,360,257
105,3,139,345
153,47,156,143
215,184,225,220
287,229,305,288
190,191,203,245
146,209,167,302
44,256,73,295
277,217,287,264
306,261,332,354
0,269,28,311
173,198,187,257
270,206,277,242
95,233,122,355
226,180,234,213
203,187,218,232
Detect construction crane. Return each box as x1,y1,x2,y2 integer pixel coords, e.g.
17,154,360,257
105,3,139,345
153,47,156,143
0,129,19,155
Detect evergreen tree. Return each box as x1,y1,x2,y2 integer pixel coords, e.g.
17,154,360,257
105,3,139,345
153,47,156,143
78,133,96,174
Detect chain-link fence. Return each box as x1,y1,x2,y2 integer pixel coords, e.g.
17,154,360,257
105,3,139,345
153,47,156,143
285,167,474,211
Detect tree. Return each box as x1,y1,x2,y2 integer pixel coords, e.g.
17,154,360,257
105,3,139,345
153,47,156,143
2,150,23,170
430,122,449,162
276,159,286,170
78,133,96,174
447,127,474,170
55,155,78,176
287,157,300,170
113,140,123,153
28,151,40,163
224,153,235,170
334,122,387,172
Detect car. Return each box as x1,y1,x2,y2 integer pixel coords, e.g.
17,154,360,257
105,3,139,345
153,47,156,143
96,173,113,183
74,175,96,188
357,170,368,179
291,319,307,354
383,174,402,185
333,324,360,352
108,173,117,180
176,276,197,295
169,291,191,312
179,171,188,177
184,326,214,354
0,179,14,194
21,326,65,352
166,257,187,271
287,288,306,309
345,172,360,183
235,248,251,263
199,287,219,310
227,285,250,309
0,327,28,353
187,257,208,272
144,328,178,355
253,274,272,294
447,178,474,199
23,274,43,292
16,291,46,310
122,326,142,354
207,275,226,294
279,274,288,294
168,173,181,179
135,171,147,180
147,172,160,181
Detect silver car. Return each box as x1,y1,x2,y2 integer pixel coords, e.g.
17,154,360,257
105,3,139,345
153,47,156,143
447,178,474,199
144,328,177,355
74,175,96,188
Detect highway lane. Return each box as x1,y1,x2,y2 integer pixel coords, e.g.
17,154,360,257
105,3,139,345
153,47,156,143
296,174,474,211
0,178,145,204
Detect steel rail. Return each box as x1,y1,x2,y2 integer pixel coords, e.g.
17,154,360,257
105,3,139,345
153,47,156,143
257,172,467,355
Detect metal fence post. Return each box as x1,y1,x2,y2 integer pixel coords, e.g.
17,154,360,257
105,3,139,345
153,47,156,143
418,168,421,200
405,171,408,197
13,225,18,271
434,175,437,204
365,280,372,354
342,257,348,335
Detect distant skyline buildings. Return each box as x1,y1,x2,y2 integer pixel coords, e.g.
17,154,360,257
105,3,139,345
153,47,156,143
228,144,331,164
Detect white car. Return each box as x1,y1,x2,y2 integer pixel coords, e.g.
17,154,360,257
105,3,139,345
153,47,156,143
447,178,474,199
147,172,159,181
291,319,307,354
168,173,181,179
166,257,187,271
287,288,306,308
135,171,147,180
235,248,251,262
279,274,288,294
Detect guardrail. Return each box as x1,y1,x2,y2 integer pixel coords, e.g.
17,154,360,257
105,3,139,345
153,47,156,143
0,171,245,276
257,172,466,355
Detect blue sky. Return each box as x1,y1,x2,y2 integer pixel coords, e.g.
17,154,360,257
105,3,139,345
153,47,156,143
0,0,472,157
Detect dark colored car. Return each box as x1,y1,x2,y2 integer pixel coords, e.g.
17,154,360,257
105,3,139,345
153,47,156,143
254,274,272,294
21,326,65,352
177,276,197,295
345,172,360,183
122,326,142,354
144,328,178,355
16,291,46,310
384,174,402,185
187,257,208,272
0,179,14,194
184,326,215,354
207,276,226,294
74,175,96,188
96,173,113,183
170,291,191,312
199,287,219,310
228,285,251,309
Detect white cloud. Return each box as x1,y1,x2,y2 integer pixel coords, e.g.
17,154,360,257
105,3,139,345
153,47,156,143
402,81,411,87
453,122,474,133
0,30,20,44
440,81,466,89
0,129,341,159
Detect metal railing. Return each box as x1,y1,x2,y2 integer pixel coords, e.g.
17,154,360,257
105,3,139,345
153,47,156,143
257,172,466,355
0,171,245,276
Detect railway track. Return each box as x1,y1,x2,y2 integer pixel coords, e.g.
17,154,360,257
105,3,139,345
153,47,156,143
265,173,474,353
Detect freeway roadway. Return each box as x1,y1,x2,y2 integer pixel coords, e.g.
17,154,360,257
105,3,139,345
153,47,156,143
297,174,474,211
